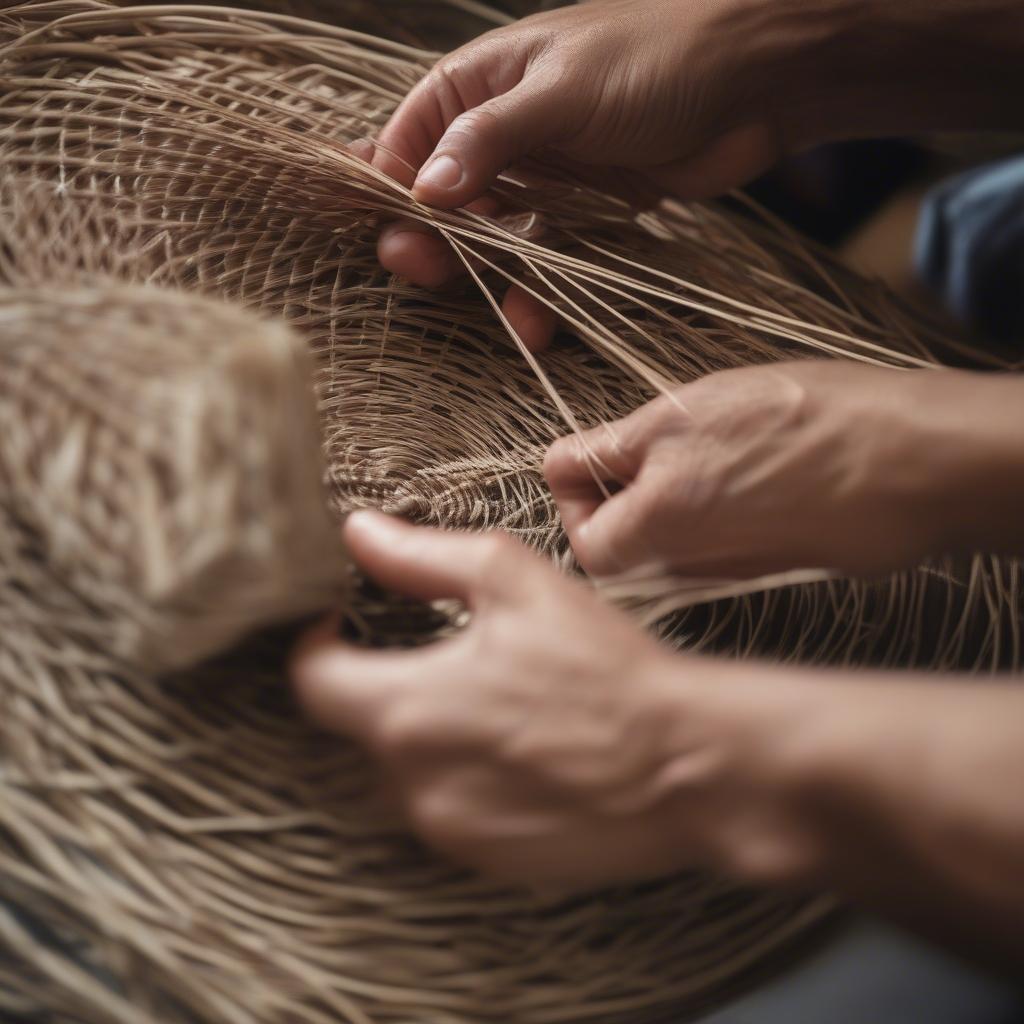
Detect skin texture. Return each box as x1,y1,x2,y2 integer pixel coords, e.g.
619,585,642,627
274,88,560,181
544,361,1024,579
296,0,1024,975
293,510,1024,974
362,0,1024,350
362,0,787,351
293,514,692,889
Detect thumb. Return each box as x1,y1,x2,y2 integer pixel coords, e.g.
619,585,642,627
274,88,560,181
411,79,562,209
344,511,538,604
544,400,669,539
567,475,663,578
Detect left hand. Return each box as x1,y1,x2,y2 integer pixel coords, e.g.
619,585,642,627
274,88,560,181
355,0,794,353
292,511,722,889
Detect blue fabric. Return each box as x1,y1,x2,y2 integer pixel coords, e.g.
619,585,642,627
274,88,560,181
916,154,1024,344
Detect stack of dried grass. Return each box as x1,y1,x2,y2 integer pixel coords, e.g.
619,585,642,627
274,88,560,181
0,2,1021,1022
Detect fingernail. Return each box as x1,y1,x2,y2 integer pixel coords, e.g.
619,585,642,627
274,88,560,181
415,154,463,193
348,509,386,528
346,510,405,539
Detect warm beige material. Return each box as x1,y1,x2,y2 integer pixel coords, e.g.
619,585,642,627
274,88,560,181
0,285,347,672
0,2,1020,1022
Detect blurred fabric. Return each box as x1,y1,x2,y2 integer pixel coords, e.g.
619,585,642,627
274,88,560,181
916,154,1024,345
695,918,1023,1024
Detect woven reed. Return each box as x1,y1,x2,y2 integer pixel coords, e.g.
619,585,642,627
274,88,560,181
1,2,1021,1022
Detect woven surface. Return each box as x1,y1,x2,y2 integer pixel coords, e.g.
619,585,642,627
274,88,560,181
0,2,1021,1022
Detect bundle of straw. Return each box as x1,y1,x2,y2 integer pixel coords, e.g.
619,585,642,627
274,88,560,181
0,2,1021,1022
0,284,347,672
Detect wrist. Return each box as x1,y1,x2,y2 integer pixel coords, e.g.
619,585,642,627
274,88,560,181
728,0,1024,150
650,657,836,887
905,373,1024,557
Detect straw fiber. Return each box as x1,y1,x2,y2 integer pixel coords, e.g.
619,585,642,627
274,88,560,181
0,2,1021,1022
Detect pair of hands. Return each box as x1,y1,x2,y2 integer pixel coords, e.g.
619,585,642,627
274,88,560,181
292,360,999,889
291,0,1024,888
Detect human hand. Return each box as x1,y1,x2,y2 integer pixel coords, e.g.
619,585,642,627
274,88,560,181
361,0,793,351
294,515,1024,961
291,511,716,889
362,0,1024,351
544,361,999,580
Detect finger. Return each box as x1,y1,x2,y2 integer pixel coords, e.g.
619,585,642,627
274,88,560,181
344,511,540,604
567,475,662,578
290,615,412,740
378,221,464,288
502,282,558,354
544,419,648,540
372,33,531,193
547,388,685,492
544,424,642,492
368,76,446,188
410,77,564,210
377,197,502,288
544,409,652,495
345,137,415,202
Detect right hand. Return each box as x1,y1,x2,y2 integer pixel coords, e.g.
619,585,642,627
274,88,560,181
360,0,794,350
544,361,988,581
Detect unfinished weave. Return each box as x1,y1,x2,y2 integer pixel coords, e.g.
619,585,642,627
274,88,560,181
0,3,1021,1023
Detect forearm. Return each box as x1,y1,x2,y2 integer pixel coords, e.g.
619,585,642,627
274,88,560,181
835,367,1024,564
798,676,1024,974
727,0,1024,147
909,372,1024,558
929,372,1024,557
662,663,1024,973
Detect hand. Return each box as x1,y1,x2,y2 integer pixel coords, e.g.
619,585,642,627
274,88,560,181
362,0,792,351
361,0,1024,352
375,0,785,207
291,512,737,889
290,517,1024,967
544,361,1018,580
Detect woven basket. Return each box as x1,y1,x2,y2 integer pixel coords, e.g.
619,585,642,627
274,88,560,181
0,2,1020,1022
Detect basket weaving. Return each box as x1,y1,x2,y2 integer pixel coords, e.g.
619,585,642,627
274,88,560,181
1,2,1021,1022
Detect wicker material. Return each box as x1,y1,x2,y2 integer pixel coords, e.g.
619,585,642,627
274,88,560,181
0,284,347,672
0,2,1020,1022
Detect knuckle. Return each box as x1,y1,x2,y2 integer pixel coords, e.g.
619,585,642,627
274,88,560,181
428,66,461,109
429,47,474,86
542,434,577,480
444,105,503,151
421,56,475,120
473,531,522,579
632,396,678,438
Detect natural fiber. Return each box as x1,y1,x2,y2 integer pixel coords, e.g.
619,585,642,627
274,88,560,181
0,284,348,672
0,2,1021,1022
